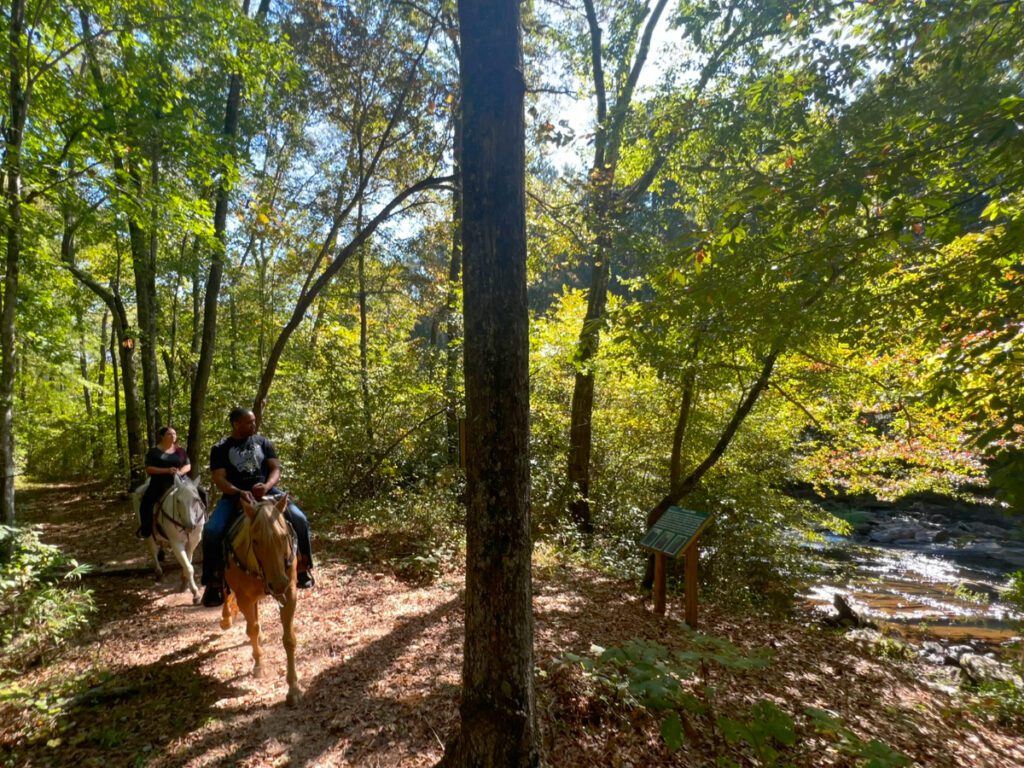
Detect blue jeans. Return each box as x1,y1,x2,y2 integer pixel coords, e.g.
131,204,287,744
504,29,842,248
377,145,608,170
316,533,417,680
201,490,314,587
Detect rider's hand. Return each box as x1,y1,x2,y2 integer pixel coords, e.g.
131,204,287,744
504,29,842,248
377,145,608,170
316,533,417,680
251,483,267,500
239,490,256,506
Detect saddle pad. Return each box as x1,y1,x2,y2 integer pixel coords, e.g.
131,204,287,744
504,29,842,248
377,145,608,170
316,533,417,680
227,515,262,576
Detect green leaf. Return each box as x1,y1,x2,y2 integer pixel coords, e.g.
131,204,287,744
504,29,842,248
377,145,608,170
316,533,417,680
660,712,685,752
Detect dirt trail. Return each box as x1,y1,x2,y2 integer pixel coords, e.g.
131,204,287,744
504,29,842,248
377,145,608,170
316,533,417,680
2,483,1023,767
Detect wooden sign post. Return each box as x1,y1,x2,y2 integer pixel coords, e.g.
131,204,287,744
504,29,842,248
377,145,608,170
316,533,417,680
640,507,712,626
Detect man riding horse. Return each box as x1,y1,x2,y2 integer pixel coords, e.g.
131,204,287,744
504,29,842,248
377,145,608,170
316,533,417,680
200,407,315,607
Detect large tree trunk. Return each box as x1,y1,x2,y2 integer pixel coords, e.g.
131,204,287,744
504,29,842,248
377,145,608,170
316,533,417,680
187,0,273,472
438,0,537,764
0,0,27,531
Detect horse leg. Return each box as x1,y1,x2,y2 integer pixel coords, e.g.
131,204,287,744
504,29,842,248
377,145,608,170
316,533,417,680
239,595,264,678
147,536,162,581
282,589,302,705
170,537,200,604
184,532,202,604
220,587,238,630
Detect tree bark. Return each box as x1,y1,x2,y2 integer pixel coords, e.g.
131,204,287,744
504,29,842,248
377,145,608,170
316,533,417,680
438,0,538,764
97,309,109,411
110,321,125,481
357,197,373,444
565,0,670,534
188,0,273,472
77,309,93,418
669,337,700,488
0,0,28,530
444,108,463,464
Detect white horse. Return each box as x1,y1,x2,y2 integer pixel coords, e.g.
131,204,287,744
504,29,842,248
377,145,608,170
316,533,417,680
132,475,207,604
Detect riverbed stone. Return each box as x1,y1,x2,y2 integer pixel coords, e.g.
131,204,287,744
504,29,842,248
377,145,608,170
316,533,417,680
959,653,1024,687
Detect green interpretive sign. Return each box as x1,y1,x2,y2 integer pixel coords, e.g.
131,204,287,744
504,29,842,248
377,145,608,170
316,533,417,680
640,507,712,559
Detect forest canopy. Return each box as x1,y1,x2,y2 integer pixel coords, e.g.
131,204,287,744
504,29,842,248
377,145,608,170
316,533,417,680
0,0,1021,589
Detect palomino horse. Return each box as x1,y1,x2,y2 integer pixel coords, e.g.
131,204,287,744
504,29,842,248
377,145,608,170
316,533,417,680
132,475,207,604
221,494,302,706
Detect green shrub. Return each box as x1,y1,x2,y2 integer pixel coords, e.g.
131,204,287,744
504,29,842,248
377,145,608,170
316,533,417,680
0,525,95,674
969,679,1024,728
556,628,910,766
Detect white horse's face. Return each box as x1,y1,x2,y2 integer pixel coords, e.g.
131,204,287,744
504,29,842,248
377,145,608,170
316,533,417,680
166,476,205,529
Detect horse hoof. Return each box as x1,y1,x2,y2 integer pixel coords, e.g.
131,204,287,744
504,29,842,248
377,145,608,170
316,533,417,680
192,593,202,606
252,664,264,679
153,571,162,582
220,618,232,630
286,688,303,707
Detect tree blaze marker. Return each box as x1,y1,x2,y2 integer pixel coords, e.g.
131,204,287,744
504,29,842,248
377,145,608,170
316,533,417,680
641,507,712,625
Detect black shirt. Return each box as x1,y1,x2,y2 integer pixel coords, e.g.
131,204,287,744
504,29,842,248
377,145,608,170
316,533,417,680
145,446,189,496
209,435,278,493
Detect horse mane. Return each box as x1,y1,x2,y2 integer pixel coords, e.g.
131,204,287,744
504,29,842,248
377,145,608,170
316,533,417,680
249,498,293,559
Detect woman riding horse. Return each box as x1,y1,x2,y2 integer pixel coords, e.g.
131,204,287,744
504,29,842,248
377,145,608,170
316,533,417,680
137,426,190,539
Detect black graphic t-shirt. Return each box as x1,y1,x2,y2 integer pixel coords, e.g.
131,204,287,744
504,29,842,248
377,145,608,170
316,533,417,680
209,435,278,492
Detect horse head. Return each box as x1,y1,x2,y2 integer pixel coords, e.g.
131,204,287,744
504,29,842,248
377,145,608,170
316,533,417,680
167,474,206,530
241,494,295,601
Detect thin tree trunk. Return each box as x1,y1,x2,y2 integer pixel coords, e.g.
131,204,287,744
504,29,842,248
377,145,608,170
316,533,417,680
669,337,700,488
251,174,451,426
444,109,463,464
0,0,27,531
164,279,179,424
110,322,125,481
97,309,109,411
641,351,779,589
78,310,93,418
565,0,672,534
566,232,610,534
357,196,373,443
188,0,273,471
190,239,202,356
62,232,146,488
438,0,537,763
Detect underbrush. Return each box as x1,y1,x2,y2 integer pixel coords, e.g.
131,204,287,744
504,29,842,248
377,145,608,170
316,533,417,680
0,526,95,675
547,628,911,766
329,475,465,584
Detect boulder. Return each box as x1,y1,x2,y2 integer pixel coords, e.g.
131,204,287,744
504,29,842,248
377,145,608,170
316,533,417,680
959,653,1024,687
825,593,877,629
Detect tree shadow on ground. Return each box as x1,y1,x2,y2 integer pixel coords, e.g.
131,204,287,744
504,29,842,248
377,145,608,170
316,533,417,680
157,595,463,767
0,640,244,768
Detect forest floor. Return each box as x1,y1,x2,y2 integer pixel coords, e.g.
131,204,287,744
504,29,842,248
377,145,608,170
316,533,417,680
2,482,1023,767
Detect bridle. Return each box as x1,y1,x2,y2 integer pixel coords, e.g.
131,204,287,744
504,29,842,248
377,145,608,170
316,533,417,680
155,480,205,535
229,502,297,606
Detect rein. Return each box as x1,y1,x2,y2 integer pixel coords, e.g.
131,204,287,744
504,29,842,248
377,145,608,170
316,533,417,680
228,507,298,605
155,482,204,535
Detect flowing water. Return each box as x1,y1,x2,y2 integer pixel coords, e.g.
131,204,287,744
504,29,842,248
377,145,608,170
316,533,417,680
804,501,1024,645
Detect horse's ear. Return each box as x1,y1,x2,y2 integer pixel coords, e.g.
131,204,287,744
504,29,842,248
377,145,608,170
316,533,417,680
274,494,289,513
241,498,256,519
